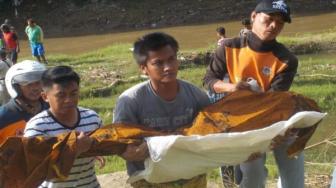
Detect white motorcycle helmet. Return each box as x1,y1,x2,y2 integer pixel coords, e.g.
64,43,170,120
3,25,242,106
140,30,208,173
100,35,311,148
5,60,46,99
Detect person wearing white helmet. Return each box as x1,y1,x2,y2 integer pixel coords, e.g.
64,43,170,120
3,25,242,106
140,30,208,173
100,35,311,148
0,60,48,144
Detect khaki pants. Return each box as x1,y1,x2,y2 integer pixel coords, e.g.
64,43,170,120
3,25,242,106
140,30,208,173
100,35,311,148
131,174,207,188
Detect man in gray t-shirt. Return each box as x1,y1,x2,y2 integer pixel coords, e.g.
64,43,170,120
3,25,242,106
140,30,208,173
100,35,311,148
114,79,209,174
113,32,210,188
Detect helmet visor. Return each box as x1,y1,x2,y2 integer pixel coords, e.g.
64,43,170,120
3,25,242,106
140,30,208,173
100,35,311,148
12,71,44,86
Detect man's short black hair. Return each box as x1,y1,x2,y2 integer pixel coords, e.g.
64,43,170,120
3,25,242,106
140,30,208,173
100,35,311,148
41,66,80,90
133,32,179,65
1,24,10,33
216,27,225,36
27,18,35,24
242,18,251,26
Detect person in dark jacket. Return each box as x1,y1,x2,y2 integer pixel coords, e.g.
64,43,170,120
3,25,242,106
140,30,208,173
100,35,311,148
203,1,302,188
0,60,47,144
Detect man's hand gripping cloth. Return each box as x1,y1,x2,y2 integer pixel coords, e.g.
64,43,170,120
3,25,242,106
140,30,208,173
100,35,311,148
0,91,326,187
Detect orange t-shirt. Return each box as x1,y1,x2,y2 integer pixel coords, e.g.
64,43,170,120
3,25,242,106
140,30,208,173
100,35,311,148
3,32,18,50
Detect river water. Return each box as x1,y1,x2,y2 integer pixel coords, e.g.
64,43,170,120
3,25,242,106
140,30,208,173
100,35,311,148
19,12,336,57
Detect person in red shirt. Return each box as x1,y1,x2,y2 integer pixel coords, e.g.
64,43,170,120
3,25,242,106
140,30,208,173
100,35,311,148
1,24,20,64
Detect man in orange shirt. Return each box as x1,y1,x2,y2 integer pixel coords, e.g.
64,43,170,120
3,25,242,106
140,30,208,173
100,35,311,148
204,1,301,188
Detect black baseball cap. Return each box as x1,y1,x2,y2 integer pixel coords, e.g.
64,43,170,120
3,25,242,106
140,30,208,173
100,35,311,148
255,0,291,23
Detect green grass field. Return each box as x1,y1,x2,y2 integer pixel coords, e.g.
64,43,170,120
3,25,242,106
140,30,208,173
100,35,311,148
30,29,336,181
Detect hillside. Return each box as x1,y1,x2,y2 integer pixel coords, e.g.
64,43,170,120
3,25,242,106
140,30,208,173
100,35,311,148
0,0,335,38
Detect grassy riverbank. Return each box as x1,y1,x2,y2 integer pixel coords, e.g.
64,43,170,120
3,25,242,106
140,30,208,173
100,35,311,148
28,29,336,184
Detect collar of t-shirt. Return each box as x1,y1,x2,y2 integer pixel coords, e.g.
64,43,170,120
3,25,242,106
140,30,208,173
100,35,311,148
247,32,277,53
47,108,81,130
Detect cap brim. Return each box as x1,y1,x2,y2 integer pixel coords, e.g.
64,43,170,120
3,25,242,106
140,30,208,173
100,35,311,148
258,9,291,23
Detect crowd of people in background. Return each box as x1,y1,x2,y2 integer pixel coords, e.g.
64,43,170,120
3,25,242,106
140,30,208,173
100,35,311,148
0,18,19,64
0,18,48,105
0,0,333,188
0,18,47,65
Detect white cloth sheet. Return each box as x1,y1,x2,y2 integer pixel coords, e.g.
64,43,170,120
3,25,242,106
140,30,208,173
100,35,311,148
128,111,326,183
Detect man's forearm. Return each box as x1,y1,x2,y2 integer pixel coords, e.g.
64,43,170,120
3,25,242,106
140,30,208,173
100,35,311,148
213,80,236,93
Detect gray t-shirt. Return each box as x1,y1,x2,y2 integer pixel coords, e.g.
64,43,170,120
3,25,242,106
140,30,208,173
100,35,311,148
113,79,210,175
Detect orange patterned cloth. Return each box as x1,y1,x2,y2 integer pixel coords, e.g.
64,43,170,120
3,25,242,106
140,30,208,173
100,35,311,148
0,91,320,188
181,90,320,156
0,124,163,188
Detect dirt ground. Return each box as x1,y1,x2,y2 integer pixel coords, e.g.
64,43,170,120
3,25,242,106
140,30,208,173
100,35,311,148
97,171,223,188
97,171,332,188
97,172,132,188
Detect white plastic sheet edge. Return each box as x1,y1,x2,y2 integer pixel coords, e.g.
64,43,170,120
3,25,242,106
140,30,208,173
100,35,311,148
128,111,327,184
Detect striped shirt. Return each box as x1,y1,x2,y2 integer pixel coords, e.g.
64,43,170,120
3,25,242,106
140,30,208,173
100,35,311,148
24,107,102,188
